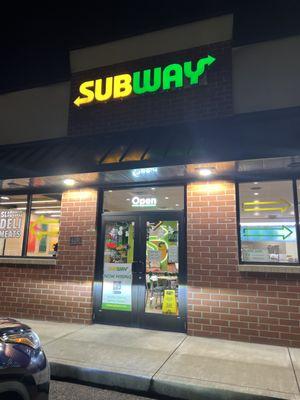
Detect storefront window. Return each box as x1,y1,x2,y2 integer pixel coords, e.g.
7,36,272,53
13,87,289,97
26,194,61,257
0,193,61,258
103,186,184,212
102,221,135,311
0,195,27,256
239,181,298,264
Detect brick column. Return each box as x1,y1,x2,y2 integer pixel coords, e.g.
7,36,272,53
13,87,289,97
56,188,98,323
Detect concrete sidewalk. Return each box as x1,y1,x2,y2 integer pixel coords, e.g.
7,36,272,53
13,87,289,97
22,319,300,400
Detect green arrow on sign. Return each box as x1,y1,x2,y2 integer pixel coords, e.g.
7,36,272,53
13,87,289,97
243,226,293,240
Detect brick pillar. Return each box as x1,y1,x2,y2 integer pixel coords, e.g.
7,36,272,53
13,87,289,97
187,181,240,339
55,188,98,323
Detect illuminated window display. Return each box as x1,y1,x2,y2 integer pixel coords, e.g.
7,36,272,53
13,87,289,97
239,181,298,264
26,194,61,257
0,193,61,258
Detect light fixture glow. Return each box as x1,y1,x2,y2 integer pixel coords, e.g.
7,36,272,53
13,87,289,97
165,196,169,200
254,192,259,196
198,168,213,177
0,196,9,200
63,179,76,186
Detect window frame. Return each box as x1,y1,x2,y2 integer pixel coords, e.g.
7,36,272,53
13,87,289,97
236,178,300,266
0,192,62,259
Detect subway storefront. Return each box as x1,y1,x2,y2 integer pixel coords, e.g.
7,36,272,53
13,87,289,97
1,15,300,346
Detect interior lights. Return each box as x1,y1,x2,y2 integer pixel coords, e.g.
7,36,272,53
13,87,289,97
198,168,213,177
63,179,76,186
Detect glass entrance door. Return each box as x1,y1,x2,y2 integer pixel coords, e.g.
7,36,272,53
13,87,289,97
94,211,186,332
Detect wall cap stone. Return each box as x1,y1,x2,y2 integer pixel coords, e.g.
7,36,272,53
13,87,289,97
238,264,300,274
0,257,56,266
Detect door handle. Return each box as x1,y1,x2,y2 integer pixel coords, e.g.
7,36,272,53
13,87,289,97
132,260,144,274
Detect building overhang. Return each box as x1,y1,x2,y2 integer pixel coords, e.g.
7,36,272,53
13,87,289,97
0,106,299,192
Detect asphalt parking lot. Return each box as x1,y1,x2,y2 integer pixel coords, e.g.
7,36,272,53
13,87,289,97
50,380,157,400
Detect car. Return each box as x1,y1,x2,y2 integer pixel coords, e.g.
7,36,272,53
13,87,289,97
0,318,50,400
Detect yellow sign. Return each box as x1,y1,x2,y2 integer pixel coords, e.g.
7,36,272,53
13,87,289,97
243,199,291,213
162,290,178,315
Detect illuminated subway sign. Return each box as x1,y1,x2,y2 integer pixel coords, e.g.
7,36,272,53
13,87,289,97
74,55,216,107
131,196,157,208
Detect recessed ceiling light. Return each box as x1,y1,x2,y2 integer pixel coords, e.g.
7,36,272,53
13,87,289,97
253,182,258,185
175,204,179,207
63,178,76,186
151,187,156,190
254,192,259,196
126,198,130,201
108,190,113,193
254,212,260,216
0,196,9,200
198,168,213,177
165,196,169,200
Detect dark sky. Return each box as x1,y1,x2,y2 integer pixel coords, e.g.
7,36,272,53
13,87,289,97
1,0,300,93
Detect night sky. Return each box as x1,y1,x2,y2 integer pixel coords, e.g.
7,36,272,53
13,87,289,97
1,0,299,94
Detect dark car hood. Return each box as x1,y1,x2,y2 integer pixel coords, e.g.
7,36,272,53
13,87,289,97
0,318,30,334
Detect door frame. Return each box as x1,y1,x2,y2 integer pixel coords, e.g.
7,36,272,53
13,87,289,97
92,188,187,332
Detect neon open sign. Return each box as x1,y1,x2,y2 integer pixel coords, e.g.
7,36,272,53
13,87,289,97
74,55,216,107
131,196,157,208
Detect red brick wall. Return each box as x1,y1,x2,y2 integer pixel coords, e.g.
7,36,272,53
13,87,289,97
0,188,97,324
187,181,300,347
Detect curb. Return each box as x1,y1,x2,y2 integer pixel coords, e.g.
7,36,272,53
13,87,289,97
151,377,286,400
50,361,151,392
50,361,287,400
